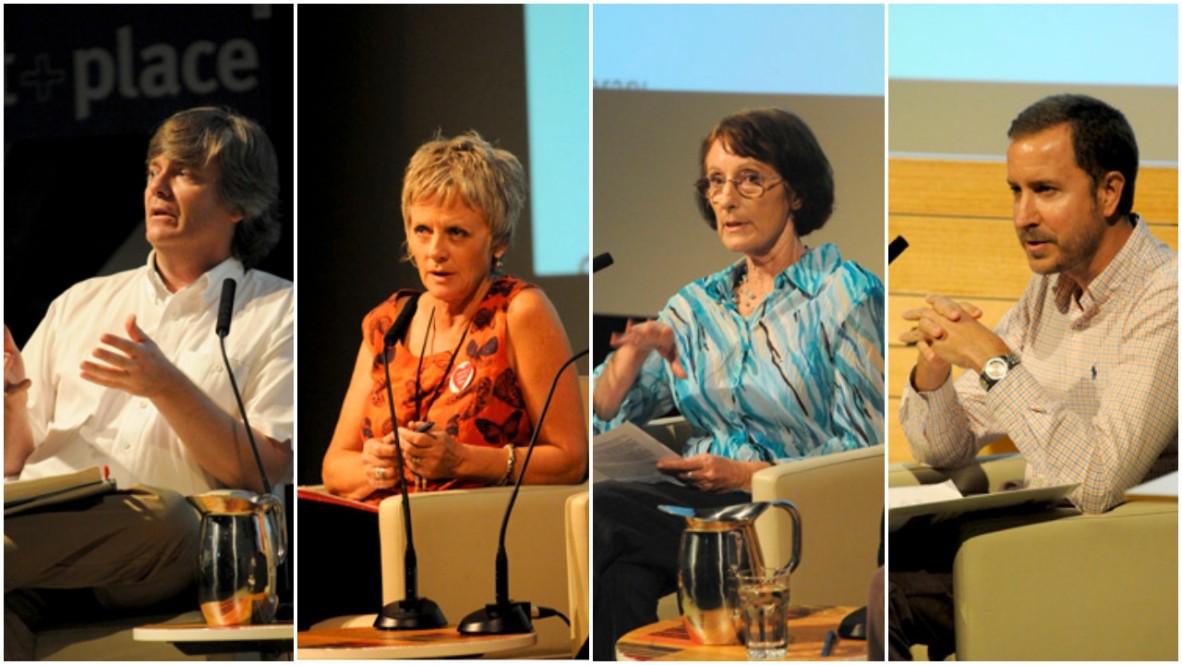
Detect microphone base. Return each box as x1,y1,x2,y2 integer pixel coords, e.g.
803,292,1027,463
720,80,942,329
373,597,447,631
457,601,533,635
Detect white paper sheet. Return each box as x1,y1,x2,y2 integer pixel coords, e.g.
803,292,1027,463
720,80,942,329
592,422,683,485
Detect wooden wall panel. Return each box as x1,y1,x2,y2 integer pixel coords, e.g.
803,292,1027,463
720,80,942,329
890,159,1177,224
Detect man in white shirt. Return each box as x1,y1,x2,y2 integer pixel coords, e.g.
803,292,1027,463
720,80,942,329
3,107,293,658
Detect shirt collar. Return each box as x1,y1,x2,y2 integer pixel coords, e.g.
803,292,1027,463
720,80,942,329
1052,213,1146,314
144,250,246,304
707,243,842,302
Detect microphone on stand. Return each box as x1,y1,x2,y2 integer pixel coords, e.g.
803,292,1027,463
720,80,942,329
373,293,447,630
215,278,271,495
214,277,290,621
888,236,909,264
458,348,589,635
592,252,614,273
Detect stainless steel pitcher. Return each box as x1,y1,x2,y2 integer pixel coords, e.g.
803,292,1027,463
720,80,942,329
660,500,801,645
188,490,287,626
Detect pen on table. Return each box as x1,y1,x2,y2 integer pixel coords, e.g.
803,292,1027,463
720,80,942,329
821,629,838,657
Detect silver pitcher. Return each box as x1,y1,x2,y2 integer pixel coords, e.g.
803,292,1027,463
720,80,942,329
660,500,801,645
188,490,287,626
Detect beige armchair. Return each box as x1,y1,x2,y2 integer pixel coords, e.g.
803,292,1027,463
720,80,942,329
753,444,884,606
640,419,884,613
377,483,588,658
890,457,1178,660
565,490,590,654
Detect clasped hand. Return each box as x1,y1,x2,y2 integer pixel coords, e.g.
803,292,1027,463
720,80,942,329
611,319,687,379
400,421,464,480
898,294,1009,379
361,422,465,490
80,314,185,398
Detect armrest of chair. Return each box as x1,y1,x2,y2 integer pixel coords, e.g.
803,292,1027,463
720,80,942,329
953,500,1178,661
751,445,884,606
565,491,590,653
888,454,1026,494
378,483,587,657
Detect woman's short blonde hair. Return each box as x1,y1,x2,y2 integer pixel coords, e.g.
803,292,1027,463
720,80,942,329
401,132,525,257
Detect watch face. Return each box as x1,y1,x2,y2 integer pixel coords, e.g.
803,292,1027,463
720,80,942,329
984,357,1008,380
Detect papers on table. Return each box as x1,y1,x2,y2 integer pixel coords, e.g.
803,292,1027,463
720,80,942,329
888,479,963,509
888,483,1078,532
592,422,683,485
1124,471,1179,500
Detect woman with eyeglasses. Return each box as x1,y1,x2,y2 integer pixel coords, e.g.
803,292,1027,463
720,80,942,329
592,108,884,657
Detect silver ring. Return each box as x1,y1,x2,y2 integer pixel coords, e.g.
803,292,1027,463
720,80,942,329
374,466,387,480
685,471,694,480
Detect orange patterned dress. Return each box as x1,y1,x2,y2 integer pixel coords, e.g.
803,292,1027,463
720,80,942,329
359,276,536,498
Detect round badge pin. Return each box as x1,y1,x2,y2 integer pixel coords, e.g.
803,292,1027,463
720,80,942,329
450,361,475,394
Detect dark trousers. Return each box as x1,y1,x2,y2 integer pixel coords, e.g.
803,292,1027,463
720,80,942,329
886,521,960,661
592,481,750,661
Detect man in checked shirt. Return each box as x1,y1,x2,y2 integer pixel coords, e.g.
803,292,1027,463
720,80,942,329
888,94,1177,660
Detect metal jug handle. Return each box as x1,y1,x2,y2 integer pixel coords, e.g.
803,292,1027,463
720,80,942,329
768,499,802,574
252,493,288,564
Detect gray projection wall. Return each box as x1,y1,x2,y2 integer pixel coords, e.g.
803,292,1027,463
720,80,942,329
593,91,885,318
890,81,1178,161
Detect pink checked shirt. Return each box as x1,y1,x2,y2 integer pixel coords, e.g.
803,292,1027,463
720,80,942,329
900,216,1177,513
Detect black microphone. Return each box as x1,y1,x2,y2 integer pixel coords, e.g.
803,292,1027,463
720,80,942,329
216,277,236,337
373,293,447,630
215,278,271,496
592,252,614,273
458,348,589,635
888,236,909,264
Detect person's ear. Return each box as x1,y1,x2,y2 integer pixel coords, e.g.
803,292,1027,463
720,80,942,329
1097,171,1125,219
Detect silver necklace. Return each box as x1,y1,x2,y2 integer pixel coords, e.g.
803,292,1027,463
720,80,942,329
735,269,765,308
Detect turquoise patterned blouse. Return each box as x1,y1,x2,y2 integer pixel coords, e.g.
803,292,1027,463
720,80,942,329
594,243,884,463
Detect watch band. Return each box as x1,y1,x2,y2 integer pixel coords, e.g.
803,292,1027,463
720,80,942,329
980,352,1021,391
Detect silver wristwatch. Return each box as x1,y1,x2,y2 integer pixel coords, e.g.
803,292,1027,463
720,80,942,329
980,352,1021,391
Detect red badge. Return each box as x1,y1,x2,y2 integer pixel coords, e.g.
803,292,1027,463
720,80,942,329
450,361,475,394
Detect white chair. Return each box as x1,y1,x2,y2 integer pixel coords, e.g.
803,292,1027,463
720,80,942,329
377,483,588,658
564,490,590,654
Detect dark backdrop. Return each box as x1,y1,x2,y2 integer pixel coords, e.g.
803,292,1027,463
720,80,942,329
4,5,294,345
296,5,590,486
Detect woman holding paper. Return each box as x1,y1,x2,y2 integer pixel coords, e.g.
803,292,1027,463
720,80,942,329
592,108,884,656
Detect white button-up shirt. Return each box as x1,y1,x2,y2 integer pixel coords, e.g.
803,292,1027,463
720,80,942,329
19,253,294,496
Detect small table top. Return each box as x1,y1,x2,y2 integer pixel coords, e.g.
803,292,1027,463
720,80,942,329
616,606,867,661
134,621,293,643
298,625,536,660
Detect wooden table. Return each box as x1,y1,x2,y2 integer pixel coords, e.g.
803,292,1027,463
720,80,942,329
298,625,536,659
616,606,866,661
134,621,293,659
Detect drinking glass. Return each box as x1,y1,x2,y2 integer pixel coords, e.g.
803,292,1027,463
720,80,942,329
734,568,791,659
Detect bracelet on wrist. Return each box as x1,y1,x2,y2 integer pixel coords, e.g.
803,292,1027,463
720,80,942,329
496,445,517,486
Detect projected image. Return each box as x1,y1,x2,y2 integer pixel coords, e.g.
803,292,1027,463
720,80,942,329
891,5,1177,86
594,5,884,96
525,5,589,276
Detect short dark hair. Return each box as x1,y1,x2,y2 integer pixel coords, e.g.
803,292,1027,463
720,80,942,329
148,107,281,268
695,108,835,236
1008,94,1139,218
